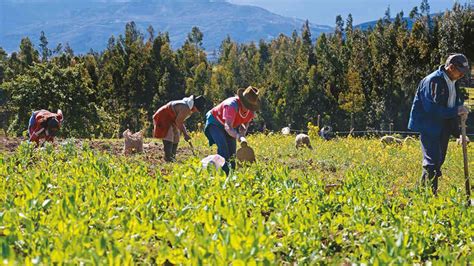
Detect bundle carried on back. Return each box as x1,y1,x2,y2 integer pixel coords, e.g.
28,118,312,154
123,129,144,155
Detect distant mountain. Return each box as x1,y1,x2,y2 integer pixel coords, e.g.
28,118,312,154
0,0,333,54
355,18,414,31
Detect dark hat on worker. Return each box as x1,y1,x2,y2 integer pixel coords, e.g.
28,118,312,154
193,95,207,112
237,86,261,111
446,53,470,75
46,117,60,136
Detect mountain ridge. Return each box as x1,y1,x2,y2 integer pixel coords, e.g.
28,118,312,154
0,0,333,54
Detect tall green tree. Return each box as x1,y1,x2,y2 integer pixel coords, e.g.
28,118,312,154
19,37,39,67
39,31,51,62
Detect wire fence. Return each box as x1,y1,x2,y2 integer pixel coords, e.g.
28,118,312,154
284,128,420,136
270,128,474,138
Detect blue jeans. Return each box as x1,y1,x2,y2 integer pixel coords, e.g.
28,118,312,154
205,124,236,175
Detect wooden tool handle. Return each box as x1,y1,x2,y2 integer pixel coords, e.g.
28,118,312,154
186,140,196,156
461,115,471,202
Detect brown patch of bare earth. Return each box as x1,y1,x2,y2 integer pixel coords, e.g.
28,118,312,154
0,137,196,163
0,137,23,153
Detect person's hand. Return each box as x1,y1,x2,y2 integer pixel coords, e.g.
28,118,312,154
39,139,47,148
239,136,247,144
172,126,179,135
458,106,469,122
459,134,470,143
239,126,247,137
458,105,469,116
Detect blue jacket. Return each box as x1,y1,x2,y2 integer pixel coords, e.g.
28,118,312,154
408,65,463,136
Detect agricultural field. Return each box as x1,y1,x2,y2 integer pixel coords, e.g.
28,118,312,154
1,133,473,264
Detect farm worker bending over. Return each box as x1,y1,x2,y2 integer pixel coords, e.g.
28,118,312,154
153,95,207,162
28,109,63,145
204,86,260,175
408,53,470,195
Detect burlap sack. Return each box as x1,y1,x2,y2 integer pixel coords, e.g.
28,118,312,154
123,129,144,155
236,142,256,163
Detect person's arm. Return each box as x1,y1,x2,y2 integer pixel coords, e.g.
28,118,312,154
29,127,44,144
224,120,240,139
45,135,55,143
455,84,469,120
29,112,44,144
420,78,461,119
239,122,250,136
181,124,190,141
452,86,468,137
174,105,192,140
222,105,242,140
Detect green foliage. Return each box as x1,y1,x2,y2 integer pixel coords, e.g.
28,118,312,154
18,37,39,67
3,63,103,138
0,3,472,137
307,122,319,140
1,134,473,264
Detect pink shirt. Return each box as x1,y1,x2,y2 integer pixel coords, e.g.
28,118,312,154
211,96,255,128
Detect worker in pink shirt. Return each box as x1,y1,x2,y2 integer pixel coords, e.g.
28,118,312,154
204,86,260,174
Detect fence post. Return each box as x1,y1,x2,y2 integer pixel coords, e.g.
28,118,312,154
350,113,354,132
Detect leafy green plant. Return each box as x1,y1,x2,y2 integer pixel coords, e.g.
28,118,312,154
1,134,473,264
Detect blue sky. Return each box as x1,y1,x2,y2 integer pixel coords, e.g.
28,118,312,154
229,0,470,25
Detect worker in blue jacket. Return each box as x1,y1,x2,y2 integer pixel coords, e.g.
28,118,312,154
408,53,470,195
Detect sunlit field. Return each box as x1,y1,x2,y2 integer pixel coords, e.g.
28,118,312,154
1,133,473,264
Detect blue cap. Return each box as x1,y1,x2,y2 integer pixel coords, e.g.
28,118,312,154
446,53,469,75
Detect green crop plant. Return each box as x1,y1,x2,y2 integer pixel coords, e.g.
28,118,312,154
1,134,473,264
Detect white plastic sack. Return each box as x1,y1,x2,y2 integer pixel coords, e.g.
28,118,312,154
201,154,226,170
281,127,290,135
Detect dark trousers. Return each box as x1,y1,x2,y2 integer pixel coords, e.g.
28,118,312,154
206,124,236,175
420,128,451,195
162,140,178,162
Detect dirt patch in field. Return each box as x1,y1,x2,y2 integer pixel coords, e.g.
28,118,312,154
0,137,23,153
0,137,197,164
1,137,209,178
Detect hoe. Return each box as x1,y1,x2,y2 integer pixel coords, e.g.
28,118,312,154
460,115,472,206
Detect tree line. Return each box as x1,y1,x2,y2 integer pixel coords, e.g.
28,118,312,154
0,1,472,138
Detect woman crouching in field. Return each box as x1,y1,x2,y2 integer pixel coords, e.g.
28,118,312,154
153,95,206,162
28,109,63,146
204,86,260,175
